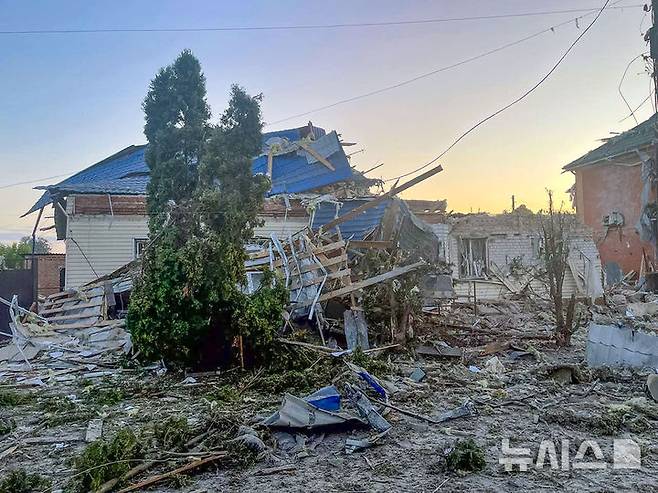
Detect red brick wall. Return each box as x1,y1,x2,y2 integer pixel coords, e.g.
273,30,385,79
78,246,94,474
35,254,65,296
73,195,147,215
575,163,654,274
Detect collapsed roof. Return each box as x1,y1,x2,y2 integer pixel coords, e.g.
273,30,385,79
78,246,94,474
563,114,657,171
25,123,360,216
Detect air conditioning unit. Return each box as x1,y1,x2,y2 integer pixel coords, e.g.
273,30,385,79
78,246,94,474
602,210,624,227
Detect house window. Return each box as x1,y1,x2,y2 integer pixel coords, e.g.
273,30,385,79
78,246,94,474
244,271,265,294
437,240,446,261
458,237,488,278
133,238,148,259
530,236,544,259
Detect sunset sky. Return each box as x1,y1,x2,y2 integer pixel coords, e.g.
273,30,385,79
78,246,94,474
0,0,653,245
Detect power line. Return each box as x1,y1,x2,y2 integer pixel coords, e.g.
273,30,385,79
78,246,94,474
0,4,642,35
382,0,612,183
619,89,654,122
618,52,649,125
267,1,629,126
0,172,77,191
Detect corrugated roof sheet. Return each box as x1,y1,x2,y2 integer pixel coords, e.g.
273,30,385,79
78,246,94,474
25,125,354,215
311,199,391,240
563,114,657,171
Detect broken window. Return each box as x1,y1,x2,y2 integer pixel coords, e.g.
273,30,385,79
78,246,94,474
530,236,544,259
133,238,148,259
458,237,488,278
437,240,446,260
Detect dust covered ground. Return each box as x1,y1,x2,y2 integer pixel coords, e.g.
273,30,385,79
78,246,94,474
1,299,657,492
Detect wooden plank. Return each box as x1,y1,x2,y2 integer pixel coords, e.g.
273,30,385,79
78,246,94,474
298,254,347,274
297,141,335,171
349,240,393,249
291,261,425,309
289,268,351,291
48,312,102,322
40,300,104,316
319,164,443,234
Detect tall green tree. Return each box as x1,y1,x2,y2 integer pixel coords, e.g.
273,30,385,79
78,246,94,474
128,53,287,367
0,237,51,269
142,49,210,230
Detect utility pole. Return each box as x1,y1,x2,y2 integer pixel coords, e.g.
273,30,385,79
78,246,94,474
648,0,658,264
511,195,516,212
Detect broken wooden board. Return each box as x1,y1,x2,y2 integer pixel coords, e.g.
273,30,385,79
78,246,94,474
291,261,425,309
344,309,369,350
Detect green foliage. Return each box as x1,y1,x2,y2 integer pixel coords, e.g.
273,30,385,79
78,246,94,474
84,387,126,406
0,469,51,493
67,428,143,493
143,49,210,228
205,384,240,404
129,51,287,368
0,390,33,407
445,439,486,473
153,416,191,450
0,236,50,270
349,347,391,376
357,249,425,341
0,418,15,437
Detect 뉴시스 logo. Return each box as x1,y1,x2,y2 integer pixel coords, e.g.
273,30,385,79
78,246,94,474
499,438,641,471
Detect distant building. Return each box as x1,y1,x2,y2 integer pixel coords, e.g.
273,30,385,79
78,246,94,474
22,253,65,297
563,115,656,282
408,201,603,301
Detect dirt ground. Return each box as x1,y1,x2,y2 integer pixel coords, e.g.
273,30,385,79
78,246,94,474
1,301,657,492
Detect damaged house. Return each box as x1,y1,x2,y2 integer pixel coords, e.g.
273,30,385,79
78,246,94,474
23,123,377,289
406,201,603,301
563,114,657,283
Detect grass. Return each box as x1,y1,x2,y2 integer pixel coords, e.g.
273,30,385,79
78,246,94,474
0,469,51,493
0,390,33,407
153,416,191,450
0,418,15,437
66,428,143,493
445,439,486,474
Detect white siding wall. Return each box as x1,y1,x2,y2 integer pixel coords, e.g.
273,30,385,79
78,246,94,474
65,215,148,288
431,226,603,300
65,213,312,288
253,216,309,239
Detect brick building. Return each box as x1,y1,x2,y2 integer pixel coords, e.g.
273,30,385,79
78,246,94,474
563,114,657,282
23,253,66,297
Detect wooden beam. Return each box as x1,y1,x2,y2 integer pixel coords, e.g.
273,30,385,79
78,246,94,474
291,261,425,309
289,268,351,291
319,164,443,234
298,141,336,171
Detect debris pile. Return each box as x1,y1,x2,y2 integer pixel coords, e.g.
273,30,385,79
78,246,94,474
0,279,132,386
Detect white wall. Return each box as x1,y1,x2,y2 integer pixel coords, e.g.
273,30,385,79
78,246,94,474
253,216,309,239
431,225,603,300
65,213,311,288
65,215,148,288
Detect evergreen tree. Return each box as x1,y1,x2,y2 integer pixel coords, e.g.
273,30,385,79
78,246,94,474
142,49,210,230
128,54,287,368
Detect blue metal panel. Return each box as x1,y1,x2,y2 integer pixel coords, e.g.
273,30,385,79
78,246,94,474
25,124,351,215
311,199,391,240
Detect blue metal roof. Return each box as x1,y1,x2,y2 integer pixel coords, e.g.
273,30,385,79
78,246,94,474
311,198,391,240
253,131,353,195
25,125,354,215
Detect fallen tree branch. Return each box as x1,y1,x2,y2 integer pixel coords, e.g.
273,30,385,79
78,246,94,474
116,454,227,493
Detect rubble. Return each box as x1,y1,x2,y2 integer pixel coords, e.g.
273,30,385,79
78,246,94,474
1,247,658,491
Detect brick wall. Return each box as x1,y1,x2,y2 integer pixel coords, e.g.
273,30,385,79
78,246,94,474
34,254,65,296
71,195,147,215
